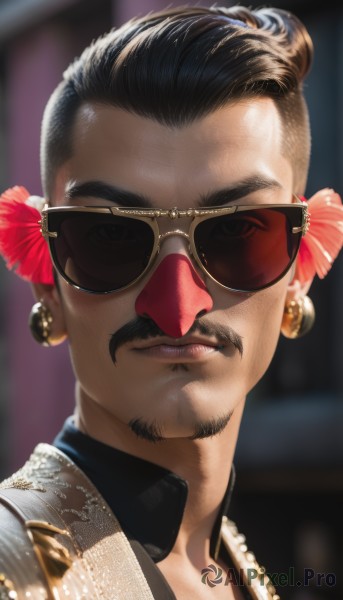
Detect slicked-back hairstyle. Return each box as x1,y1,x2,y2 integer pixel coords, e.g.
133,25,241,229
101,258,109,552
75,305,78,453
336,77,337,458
41,5,313,198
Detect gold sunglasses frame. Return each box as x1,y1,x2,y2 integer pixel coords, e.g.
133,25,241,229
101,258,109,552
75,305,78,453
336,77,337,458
41,200,309,294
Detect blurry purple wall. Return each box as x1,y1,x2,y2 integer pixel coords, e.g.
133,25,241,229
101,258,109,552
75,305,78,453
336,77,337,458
6,24,75,470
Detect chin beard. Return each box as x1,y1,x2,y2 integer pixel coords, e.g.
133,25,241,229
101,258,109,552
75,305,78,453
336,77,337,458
128,411,233,443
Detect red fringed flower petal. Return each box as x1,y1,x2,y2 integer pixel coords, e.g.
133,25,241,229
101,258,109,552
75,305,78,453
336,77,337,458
0,185,54,285
294,188,343,286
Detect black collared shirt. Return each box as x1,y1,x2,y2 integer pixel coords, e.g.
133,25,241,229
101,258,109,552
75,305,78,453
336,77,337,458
54,417,243,599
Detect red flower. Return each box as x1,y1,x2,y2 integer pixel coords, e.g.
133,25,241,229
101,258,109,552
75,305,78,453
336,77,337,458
294,188,343,286
0,186,54,285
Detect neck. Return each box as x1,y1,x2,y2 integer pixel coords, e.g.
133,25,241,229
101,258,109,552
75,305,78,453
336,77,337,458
75,386,245,564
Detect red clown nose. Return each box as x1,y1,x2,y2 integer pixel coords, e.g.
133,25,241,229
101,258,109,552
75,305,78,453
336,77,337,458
135,254,213,337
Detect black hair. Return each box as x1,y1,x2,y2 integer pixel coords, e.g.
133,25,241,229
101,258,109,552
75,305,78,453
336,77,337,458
40,5,313,197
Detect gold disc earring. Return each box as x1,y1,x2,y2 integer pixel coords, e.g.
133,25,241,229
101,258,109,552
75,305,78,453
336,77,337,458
281,296,315,339
28,300,67,346
29,301,53,346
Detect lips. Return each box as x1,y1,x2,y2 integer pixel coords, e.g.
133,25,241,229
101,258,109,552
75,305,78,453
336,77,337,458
131,335,224,361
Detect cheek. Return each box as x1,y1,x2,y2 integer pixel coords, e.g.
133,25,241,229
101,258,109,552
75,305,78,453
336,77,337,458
213,279,287,396
240,285,287,393
59,282,137,390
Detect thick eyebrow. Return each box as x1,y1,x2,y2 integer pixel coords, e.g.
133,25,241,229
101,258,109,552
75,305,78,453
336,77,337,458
198,176,282,207
65,181,152,208
65,176,282,208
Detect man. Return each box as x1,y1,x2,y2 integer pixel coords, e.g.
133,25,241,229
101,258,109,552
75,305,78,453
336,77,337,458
0,5,342,599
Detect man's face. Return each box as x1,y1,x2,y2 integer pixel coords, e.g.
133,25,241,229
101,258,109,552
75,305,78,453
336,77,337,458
53,97,294,440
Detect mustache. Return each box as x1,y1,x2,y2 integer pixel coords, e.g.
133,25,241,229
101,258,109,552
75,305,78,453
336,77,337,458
109,315,243,363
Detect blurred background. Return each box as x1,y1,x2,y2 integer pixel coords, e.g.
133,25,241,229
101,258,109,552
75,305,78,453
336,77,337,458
0,0,342,598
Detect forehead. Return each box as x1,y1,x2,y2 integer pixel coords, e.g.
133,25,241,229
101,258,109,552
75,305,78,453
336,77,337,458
56,97,293,206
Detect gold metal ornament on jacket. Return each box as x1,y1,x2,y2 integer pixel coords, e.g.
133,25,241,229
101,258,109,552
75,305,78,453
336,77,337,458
281,295,315,339
0,444,280,600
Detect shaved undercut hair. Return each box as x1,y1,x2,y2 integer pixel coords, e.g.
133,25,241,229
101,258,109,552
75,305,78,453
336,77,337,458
41,5,313,199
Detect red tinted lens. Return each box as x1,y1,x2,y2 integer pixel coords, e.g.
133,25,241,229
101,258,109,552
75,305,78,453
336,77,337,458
194,207,302,291
48,211,155,292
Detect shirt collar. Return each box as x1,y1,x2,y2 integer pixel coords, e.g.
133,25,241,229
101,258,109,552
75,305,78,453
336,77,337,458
54,417,235,562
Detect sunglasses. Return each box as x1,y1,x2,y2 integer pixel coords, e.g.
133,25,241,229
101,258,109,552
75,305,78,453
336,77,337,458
40,201,308,294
